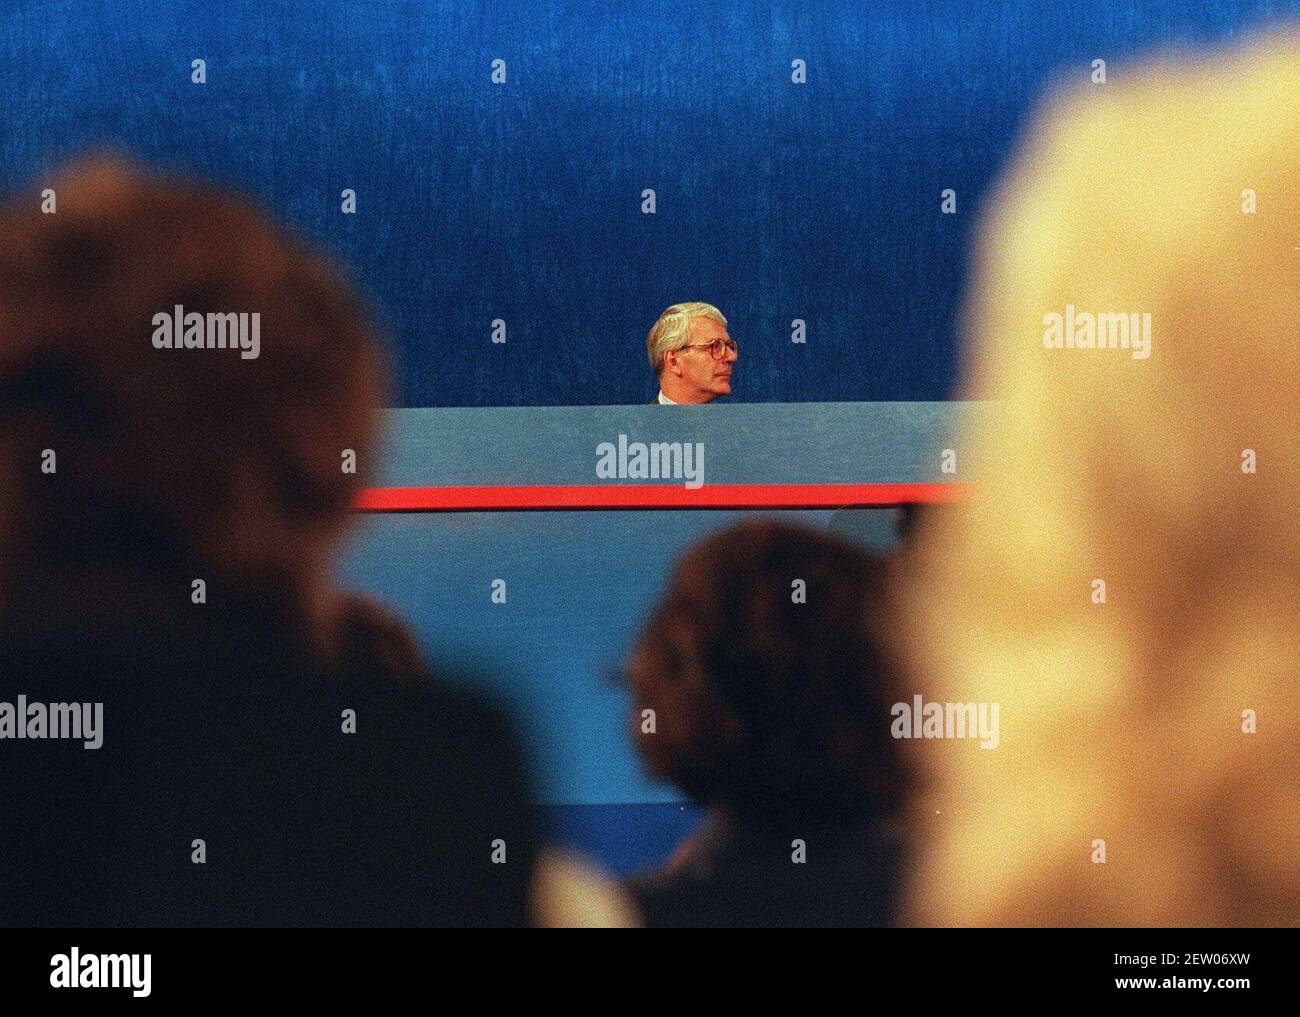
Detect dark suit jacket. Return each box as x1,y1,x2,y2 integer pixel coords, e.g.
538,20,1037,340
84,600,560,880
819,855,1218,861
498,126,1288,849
630,811,903,928
0,591,536,927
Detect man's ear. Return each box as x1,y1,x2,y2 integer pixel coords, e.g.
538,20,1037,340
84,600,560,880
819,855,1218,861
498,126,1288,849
664,349,682,377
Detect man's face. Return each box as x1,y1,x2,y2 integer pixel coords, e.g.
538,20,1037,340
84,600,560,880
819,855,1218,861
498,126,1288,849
670,317,737,402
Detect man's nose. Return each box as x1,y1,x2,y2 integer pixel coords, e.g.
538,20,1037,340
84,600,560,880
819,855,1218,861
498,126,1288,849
724,343,739,362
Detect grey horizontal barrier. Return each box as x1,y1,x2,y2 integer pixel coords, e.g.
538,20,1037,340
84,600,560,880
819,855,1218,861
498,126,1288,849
370,402,989,489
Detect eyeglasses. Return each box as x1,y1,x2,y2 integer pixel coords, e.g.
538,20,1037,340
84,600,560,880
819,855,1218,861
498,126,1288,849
678,338,739,360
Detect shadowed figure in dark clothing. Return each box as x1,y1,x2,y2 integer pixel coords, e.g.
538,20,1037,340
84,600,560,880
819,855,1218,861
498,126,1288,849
0,157,535,926
623,520,913,927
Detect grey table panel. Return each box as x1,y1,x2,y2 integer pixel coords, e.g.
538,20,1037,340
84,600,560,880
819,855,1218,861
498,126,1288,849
369,402,990,487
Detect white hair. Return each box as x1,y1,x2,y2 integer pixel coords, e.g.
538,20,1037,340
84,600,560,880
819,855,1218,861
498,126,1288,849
646,302,727,375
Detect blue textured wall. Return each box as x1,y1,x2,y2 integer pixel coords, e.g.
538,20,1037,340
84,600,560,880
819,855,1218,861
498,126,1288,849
3,0,1296,408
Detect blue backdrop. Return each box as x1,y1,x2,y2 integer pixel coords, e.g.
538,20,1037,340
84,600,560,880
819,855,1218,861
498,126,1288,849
4,0,1296,407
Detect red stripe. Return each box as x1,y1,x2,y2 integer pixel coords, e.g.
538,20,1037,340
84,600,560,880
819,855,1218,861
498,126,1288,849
354,482,969,513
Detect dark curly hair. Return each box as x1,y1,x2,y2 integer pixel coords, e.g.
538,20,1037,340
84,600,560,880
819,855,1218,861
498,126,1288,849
626,519,913,832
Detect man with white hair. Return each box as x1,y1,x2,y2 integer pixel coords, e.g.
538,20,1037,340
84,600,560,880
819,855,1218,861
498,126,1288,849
646,302,739,404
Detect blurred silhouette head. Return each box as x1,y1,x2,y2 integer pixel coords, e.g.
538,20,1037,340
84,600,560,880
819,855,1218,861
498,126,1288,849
0,156,386,621
627,519,911,832
895,34,1300,926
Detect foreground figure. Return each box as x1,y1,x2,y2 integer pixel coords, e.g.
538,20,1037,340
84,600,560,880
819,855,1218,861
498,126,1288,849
624,520,911,927
894,34,1300,927
0,158,536,926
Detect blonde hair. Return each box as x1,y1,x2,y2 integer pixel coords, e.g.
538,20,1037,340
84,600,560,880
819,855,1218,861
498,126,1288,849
895,33,1300,927
646,302,726,374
